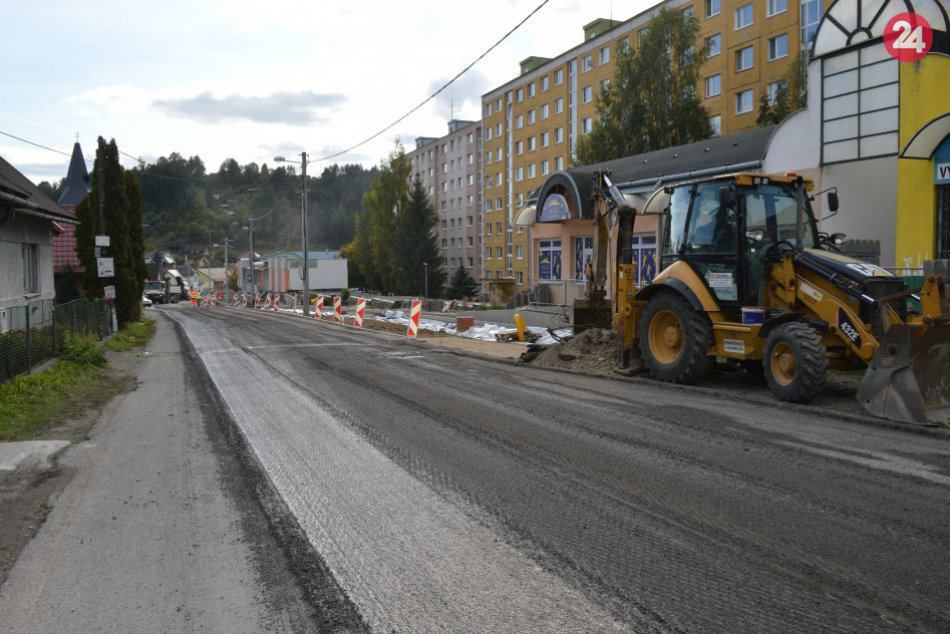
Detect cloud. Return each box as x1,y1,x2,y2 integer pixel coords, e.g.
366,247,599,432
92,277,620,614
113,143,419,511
153,91,347,125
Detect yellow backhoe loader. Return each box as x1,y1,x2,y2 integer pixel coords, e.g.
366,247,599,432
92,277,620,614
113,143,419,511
580,170,950,426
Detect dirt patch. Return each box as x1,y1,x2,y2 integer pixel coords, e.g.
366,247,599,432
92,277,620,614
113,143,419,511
525,328,868,416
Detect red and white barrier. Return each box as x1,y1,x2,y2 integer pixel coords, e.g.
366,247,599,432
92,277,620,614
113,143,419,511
262,293,272,310
355,297,366,327
314,295,324,318
232,294,238,307
274,293,280,312
333,296,342,323
242,294,248,308
407,299,421,337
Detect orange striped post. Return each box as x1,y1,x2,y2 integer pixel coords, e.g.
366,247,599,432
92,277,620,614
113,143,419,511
407,299,421,337
333,296,343,323
354,297,366,328
314,295,324,318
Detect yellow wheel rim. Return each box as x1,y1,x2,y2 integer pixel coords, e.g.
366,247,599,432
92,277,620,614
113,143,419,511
770,341,796,385
648,309,683,365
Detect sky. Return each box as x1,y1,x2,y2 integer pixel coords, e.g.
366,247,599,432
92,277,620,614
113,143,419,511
2,0,657,184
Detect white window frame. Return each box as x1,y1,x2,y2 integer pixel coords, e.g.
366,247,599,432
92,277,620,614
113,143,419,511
735,3,753,30
736,46,754,71
767,0,787,16
706,33,722,57
705,0,721,18
599,46,610,64
768,33,788,61
736,89,754,114
705,74,722,97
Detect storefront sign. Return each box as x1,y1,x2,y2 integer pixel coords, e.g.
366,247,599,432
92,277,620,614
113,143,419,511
539,193,570,222
936,137,950,184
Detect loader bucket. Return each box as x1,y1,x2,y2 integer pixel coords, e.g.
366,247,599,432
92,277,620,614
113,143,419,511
856,323,950,426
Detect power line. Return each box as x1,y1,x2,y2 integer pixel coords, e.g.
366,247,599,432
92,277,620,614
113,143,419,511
311,0,552,163
0,130,71,158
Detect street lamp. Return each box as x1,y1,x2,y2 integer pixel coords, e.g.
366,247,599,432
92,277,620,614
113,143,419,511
274,153,311,317
423,262,429,300
242,207,274,307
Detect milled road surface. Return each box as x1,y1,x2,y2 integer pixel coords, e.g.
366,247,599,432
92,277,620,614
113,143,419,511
166,305,950,632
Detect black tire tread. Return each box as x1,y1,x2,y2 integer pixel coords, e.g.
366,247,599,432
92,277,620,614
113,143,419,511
638,291,713,384
765,321,828,403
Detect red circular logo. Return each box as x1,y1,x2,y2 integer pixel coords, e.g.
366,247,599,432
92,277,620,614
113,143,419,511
883,12,933,62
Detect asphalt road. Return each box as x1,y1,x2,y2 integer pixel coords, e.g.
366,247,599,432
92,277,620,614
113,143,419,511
166,305,950,632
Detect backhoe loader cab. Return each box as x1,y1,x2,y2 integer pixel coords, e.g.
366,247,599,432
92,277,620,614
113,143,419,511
600,170,950,426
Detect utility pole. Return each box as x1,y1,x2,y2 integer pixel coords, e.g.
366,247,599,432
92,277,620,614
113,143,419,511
301,152,310,317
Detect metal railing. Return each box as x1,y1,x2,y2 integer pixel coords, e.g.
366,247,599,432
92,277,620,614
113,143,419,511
0,298,114,382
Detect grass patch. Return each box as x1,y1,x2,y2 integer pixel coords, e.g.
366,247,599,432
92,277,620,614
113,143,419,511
103,318,156,352
0,360,129,441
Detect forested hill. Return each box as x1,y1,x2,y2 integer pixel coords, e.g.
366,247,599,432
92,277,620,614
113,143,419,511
133,153,378,256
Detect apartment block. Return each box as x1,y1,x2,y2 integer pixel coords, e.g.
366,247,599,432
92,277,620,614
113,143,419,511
407,120,482,289
481,0,830,299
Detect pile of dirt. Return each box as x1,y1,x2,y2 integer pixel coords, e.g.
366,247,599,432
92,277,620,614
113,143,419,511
527,328,635,376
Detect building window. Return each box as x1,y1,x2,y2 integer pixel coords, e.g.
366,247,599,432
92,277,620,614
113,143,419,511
705,0,721,18
516,245,524,259
600,79,610,93
768,33,788,60
485,103,493,117
485,247,492,260
538,239,562,281
736,90,754,114
582,117,593,134
467,174,474,185
528,163,536,179
541,131,550,148
486,152,492,165
540,103,550,120
705,74,721,97
802,0,822,47
541,76,549,91
709,115,722,136
486,127,493,141
768,0,787,16
528,136,536,151
736,46,754,71
496,246,502,259
517,271,524,284
528,82,536,97
555,156,564,170
554,127,564,143
638,28,649,47
496,123,502,136
515,167,523,182
468,153,474,165
516,140,524,155
22,244,39,292
496,97,502,110
767,80,788,106
618,37,629,54
496,197,502,210
527,109,536,124
706,33,721,56
599,46,610,64
468,132,474,144
555,97,564,114
496,172,502,185
516,114,524,129
582,55,593,72
486,198,493,211
582,86,593,103
516,88,523,102
487,223,493,236
541,159,550,175
555,68,564,85
735,3,753,29
496,148,502,161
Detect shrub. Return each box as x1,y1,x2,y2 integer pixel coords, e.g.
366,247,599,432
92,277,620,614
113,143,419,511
61,333,106,367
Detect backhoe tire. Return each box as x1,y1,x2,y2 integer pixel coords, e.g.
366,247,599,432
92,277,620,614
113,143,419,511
764,322,828,403
638,291,713,384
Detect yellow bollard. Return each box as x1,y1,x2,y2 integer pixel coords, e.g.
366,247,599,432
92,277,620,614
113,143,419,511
514,313,527,342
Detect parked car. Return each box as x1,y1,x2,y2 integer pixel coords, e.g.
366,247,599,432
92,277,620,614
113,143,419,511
142,295,153,307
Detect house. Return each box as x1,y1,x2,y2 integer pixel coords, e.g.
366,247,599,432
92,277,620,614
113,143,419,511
255,250,348,292
0,154,79,329
195,267,227,293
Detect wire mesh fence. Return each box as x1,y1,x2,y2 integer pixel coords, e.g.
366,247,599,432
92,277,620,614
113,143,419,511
0,298,114,382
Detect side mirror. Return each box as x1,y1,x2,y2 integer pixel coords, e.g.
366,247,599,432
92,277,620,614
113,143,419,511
830,232,847,246
828,191,839,212
719,186,737,209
